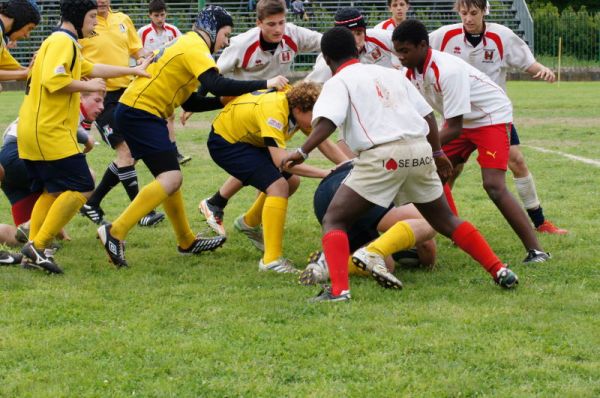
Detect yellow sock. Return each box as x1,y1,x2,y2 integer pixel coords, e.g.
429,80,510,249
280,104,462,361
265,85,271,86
244,192,266,228
28,191,57,242
162,188,195,249
33,191,86,249
261,196,287,264
111,180,168,241
366,221,416,257
348,256,370,277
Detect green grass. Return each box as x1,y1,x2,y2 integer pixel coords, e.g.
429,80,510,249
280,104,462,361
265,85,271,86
1,82,599,397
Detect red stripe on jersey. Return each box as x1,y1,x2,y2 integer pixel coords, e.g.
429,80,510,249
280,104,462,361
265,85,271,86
282,35,298,53
405,69,414,80
484,32,504,60
350,100,376,147
242,40,261,69
165,25,178,37
365,36,389,52
440,28,463,52
335,58,360,75
382,19,395,30
140,26,153,46
431,61,442,92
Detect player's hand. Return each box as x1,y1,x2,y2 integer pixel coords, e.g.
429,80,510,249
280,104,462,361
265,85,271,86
83,136,95,153
6,40,17,49
533,66,556,83
85,78,106,92
266,75,289,90
58,228,71,241
434,154,453,184
220,96,236,106
131,55,154,78
180,111,193,126
280,149,305,170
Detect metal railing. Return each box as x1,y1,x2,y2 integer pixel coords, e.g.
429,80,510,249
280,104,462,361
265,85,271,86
511,0,534,51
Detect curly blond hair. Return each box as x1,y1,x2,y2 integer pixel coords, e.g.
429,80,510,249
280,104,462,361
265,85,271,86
286,81,322,113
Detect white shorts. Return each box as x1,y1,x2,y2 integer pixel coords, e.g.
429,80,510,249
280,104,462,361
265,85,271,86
343,137,443,208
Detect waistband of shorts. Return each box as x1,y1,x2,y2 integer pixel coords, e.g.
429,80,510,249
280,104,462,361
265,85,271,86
371,136,428,149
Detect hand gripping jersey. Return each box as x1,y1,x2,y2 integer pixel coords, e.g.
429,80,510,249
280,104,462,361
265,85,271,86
306,29,402,83
17,30,94,161
119,32,217,119
212,88,297,148
429,23,535,90
138,22,182,52
374,18,397,32
312,60,432,153
216,23,321,79
405,48,512,129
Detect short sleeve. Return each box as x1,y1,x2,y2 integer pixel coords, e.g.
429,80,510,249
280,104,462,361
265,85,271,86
305,54,331,83
312,77,349,128
184,44,217,79
440,66,471,119
0,46,22,70
506,33,536,71
429,29,444,51
40,39,74,93
80,57,94,77
257,105,288,148
296,25,322,52
216,43,240,76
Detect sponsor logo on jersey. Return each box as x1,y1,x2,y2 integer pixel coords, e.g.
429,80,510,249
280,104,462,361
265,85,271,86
54,65,66,75
267,118,284,131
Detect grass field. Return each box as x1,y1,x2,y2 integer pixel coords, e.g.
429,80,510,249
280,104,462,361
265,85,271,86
1,82,599,397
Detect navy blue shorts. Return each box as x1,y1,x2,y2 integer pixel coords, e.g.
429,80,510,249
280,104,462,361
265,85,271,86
207,130,290,192
510,124,520,146
23,153,94,193
313,161,392,252
0,140,38,204
113,103,175,160
96,88,127,148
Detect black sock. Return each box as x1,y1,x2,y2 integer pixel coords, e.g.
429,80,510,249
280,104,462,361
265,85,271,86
118,165,139,201
526,206,545,228
87,162,119,207
208,190,228,209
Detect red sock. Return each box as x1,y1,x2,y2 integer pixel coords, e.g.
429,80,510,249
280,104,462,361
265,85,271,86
451,221,503,277
322,230,350,296
12,193,41,226
444,183,458,216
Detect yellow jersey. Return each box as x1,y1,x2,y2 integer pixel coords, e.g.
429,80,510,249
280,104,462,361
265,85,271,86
17,31,94,161
213,88,297,148
79,10,142,91
119,32,216,119
0,26,22,71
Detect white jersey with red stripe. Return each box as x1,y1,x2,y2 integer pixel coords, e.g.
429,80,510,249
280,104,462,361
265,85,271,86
429,22,535,90
305,28,403,83
374,18,397,32
137,23,182,52
216,23,321,79
312,60,432,153
406,49,512,129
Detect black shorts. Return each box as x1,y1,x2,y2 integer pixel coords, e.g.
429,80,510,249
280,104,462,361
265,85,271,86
113,103,175,160
23,153,95,194
207,129,291,193
0,140,38,204
510,124,520,146
96,88,127,148
313,161,392,251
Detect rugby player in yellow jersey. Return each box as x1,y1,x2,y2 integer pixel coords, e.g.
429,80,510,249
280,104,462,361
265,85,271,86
0,0,40,83
208,82,329,273
17,0,152,274
79,0,166,228
96,5,288,267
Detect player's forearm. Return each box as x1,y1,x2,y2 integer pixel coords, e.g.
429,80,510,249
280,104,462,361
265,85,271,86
0,68,28,81
439,116,463,145
299,118,337,156
181,94,224,112
198,68,266,97
55,80,90,93
423,112,442,152
89,64,134,79
315,138,350,165
288,163,329,178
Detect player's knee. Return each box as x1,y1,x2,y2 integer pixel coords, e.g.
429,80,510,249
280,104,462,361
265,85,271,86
265,177,289,198
287,174,301,196
114,143,134,166
482,180,506,201
156,170,183,194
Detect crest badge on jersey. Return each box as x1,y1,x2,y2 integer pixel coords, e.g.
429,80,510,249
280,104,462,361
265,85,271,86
369,47,382,62
119,23,126,33
279,50,292,64
453,46,461,54
483,49,495,62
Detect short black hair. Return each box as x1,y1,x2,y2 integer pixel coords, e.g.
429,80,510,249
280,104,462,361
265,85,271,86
321,26,358,62
392,19,429,46
149,0,167,14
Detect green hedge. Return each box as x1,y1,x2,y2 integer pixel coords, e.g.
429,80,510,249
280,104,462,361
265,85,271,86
533,3,600,61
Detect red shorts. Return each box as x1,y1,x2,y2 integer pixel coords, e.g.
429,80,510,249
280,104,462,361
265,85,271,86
442,123,511,170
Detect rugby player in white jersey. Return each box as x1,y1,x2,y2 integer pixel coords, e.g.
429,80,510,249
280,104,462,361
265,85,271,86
282,27,519,302
393,19,550,264
374,0,410,32
429,0,566,235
